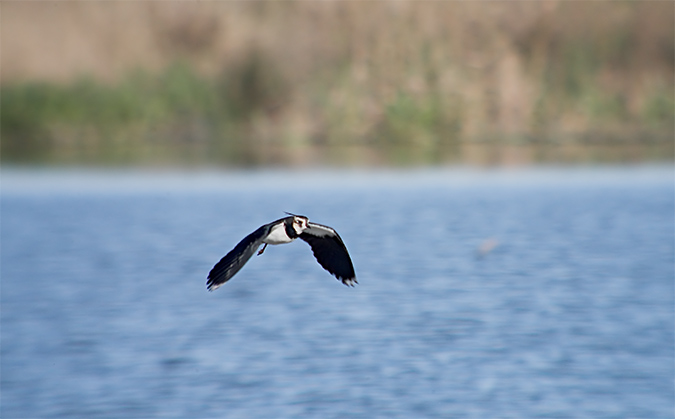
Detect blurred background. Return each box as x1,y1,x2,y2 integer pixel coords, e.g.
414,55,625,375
2,1,673,167
2,3,674,419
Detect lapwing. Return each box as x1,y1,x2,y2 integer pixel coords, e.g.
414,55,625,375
207,213,356,291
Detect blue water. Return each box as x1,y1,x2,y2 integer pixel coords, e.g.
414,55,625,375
2,167,673,419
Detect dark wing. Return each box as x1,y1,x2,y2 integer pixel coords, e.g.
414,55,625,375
299,222,357,286
207,224,270,291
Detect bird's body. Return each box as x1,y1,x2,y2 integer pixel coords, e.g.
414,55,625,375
207,214,356,291
263,222,296,245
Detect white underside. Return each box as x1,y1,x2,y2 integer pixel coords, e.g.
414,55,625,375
263,223,294,245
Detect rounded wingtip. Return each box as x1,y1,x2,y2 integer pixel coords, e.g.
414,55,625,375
342,277,358,287
206,280,222,292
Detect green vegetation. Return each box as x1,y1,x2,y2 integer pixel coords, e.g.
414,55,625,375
2,62,255,165
2,1,673,166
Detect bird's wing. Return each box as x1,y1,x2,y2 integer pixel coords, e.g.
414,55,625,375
299,222,357,286
207,224,270,291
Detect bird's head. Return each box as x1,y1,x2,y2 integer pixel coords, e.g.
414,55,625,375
286,212,309,234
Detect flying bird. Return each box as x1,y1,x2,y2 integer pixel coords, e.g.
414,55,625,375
207,213,356,291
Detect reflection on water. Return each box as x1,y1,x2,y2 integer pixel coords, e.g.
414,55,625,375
2,167,673,418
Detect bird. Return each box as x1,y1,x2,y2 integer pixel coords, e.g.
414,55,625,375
206,213,356,291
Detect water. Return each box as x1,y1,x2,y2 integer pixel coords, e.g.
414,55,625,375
2,167,673,419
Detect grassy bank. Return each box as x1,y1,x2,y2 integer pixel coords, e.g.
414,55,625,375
2,1,673,166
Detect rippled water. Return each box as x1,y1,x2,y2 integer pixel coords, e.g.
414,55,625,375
2,167,673,418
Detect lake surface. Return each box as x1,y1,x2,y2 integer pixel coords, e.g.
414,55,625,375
2,167,673,419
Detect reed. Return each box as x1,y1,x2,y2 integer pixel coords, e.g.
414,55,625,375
2,1,672,166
